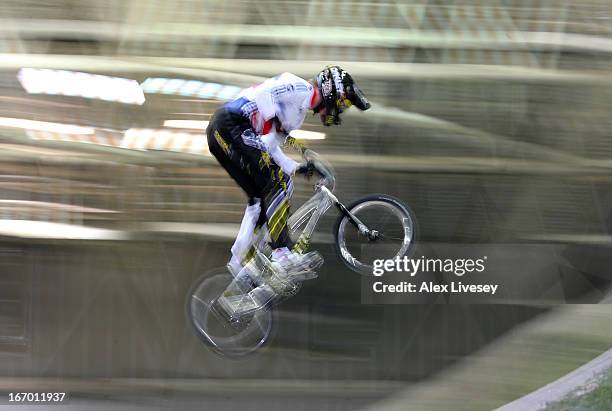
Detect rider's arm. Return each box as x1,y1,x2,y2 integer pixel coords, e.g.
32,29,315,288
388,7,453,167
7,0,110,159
258,79,313,175
284,136,307,155
260,128,298,176
242,125,300,176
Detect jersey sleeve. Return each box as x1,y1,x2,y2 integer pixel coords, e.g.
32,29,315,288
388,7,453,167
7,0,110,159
260,129,298,175
269,144,298,175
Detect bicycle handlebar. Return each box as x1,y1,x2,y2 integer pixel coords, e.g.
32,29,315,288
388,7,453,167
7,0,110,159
302,149,336,191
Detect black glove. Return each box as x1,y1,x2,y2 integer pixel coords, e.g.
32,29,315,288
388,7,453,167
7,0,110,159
295,161,315,178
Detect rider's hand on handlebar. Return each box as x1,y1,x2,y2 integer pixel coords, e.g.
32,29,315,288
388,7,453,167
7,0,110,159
295,161,315,179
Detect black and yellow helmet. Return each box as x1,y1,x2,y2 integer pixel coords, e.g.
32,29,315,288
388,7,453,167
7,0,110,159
314,65,371,126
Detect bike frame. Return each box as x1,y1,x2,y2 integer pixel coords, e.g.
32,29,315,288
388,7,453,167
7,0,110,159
288,185,375,253
216,165,376,322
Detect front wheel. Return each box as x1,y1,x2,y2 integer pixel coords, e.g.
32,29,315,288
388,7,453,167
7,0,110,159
334,194,417,275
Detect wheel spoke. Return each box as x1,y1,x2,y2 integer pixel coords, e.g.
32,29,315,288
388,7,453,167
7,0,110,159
379,235,405,241
188,270,273,357
336,197,416,275
378,212,392,228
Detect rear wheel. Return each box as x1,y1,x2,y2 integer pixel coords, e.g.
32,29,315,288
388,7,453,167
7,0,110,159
186,267,275,358
334,194,417,275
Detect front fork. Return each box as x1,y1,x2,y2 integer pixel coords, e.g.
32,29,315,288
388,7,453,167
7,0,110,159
319,186,379,241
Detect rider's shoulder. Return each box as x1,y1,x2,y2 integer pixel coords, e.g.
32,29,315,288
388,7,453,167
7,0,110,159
274,72,310,86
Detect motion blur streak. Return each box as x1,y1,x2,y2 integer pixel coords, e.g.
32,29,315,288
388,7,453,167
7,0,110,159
0,117,94,134
1,1,612,411
17,68,146,105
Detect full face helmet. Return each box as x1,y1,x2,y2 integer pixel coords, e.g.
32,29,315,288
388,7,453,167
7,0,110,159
314,65,371,126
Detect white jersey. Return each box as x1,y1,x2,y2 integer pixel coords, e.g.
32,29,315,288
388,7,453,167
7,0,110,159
225,72,315,175
236,72,315,134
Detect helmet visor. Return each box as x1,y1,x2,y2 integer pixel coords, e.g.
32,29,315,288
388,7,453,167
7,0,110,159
347,83,371,111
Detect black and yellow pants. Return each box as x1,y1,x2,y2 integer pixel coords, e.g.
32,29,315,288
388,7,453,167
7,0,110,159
206,107,294,251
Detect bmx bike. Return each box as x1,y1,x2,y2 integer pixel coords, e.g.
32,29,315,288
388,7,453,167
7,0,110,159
186,149,417,357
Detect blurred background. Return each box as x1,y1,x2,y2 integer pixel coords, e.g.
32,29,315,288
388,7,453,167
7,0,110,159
1,1,612,410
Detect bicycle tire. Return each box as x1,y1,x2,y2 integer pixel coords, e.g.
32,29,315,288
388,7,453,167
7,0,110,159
185,267,276,358
334,194,418,275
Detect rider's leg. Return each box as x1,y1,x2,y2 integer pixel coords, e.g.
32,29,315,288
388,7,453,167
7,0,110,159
207,111,265,294
209,122,299,272
207,112,320,316
261,167,295,250
214,163,318,315
228,198,261,275
257,168,323,284
222,170,299,300
206,111,304,285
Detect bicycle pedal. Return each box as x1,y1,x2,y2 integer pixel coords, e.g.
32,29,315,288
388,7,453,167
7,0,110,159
286,268,318,282
288,251,324,271
307,252,324,270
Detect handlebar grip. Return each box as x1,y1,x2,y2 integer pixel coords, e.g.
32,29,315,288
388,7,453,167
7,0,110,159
302,148,317,162
301,148,335,190
311,160,332,186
